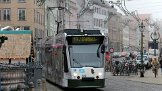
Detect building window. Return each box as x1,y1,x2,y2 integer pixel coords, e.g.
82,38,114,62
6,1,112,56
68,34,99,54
2,0,11,3
18,9,26,21
34,9,36,23
96,19,99,27
35,28,38,38
38,12,40,24
3,8,11,21
39,14,42,25
36,12,39,23
24,26,30,30
18,0,25,3
98,8,101,14
14,26,20,30
0,10,1,20
13,26,30,30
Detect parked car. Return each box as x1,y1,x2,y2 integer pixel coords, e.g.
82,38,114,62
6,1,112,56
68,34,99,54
136,55,152,69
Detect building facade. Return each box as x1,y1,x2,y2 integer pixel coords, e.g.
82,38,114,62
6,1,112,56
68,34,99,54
122,15,141,52
108,10,123,52
0,0,45,39
45,0,58,37
77,0,109,33
122,14,151,52
64,0,78,29
45,0,78,37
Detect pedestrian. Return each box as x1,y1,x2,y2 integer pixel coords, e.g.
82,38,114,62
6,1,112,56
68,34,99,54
159,57,162,75
105,52,112,72
151,57,160,75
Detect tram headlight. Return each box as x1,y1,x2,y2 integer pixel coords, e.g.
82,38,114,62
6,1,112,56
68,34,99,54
73,73,78,76
98,72,102,76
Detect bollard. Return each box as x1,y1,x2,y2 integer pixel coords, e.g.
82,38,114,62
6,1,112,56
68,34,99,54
17,83,24,91
42,78,47,91
36,79,42,91
29,82,34,91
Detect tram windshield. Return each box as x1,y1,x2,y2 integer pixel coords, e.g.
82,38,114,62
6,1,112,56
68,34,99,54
69,44,104,68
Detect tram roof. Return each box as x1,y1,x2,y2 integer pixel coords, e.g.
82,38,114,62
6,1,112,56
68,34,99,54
63,29,103,35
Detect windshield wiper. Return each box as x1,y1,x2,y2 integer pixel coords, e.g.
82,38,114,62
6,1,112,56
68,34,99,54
97,44,101,58
73,59,83,67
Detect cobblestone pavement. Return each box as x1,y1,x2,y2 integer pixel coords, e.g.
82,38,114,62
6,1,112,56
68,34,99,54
107,69,162,85
46,70,162,91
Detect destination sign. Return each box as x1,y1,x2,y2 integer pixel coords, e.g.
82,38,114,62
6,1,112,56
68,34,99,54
72,37,97,43
67,36,104,45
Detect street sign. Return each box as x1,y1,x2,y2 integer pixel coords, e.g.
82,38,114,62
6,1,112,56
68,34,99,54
109,48,114,53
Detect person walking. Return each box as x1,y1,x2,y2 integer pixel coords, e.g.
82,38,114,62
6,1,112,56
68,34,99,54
159,57,162,75
151,57,160,76
105,52,112,72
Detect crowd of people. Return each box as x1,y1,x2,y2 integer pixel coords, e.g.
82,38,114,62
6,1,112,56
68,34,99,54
105,51,162,76
105,52,138,76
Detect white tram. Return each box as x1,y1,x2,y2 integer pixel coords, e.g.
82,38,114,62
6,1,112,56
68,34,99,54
44,29,106,88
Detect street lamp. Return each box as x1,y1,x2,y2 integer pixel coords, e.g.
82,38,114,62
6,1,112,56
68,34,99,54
139,21,145,77
150,31,160,56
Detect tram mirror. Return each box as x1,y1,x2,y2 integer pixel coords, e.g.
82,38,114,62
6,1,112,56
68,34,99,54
101,44,105,53
48,47,52,52
63,45,66,54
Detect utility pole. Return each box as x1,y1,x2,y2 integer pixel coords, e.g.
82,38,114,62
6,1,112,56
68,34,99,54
46,0,65,35
139,21,145,77
55,21,62,34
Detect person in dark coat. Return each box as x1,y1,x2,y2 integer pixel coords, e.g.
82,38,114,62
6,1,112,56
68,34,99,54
159,57,162,75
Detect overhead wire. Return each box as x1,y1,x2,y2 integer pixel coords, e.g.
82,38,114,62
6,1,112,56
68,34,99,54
110,0,162,20
117,0,141,22
112,0,161,29
123,0,131,14
125,1,162,13
125,1,162,6
128,5,162,10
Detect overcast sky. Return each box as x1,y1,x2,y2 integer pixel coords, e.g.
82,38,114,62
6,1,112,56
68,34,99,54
107,0,162,20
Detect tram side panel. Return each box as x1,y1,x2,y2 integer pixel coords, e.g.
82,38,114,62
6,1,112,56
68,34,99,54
45,35,69,87
45,45,64,84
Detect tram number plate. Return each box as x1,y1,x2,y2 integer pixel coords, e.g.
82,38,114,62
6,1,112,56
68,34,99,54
82,77,94,81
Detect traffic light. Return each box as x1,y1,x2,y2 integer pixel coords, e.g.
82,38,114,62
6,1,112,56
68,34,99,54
0,36,8,43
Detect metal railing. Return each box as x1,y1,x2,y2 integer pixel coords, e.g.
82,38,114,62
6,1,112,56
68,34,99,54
0,61,43,91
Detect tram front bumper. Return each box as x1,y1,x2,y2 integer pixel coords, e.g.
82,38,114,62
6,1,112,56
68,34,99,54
68,79,105,88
